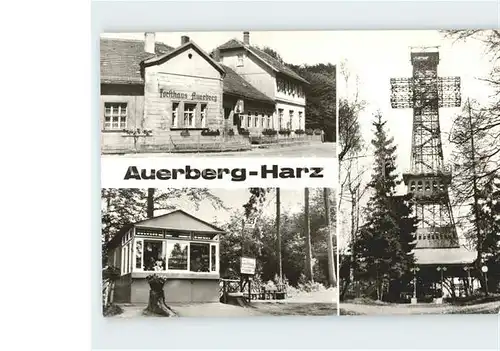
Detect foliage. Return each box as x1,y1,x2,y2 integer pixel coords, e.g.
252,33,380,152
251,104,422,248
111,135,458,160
305,128,314,135
201,129,220,136
238,128,250,136
278,129,291,136
220,188,336,287
352,113,417,301
227,129,235,136
262,129,277,136
123,128,153,136
258,46,336,142
180,129,190,137
294,129,305,135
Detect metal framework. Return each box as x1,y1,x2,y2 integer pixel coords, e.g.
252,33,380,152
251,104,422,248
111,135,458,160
390,47,461,252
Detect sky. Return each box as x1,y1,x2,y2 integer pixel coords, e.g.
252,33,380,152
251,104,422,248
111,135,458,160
336,30,496,249
101,31,339,66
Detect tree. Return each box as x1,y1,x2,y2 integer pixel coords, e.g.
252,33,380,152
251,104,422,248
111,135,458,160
449,98,500,291
352,112,417,301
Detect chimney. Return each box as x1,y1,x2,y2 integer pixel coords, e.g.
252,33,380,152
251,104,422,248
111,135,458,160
243,31,250,45
213,48,221,62
144,32,155,54
181,35,190,45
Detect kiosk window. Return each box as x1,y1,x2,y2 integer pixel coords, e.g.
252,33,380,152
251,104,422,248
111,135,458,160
211,245,217,272
167,242,188,270
190,243,210,272
143,240,165,271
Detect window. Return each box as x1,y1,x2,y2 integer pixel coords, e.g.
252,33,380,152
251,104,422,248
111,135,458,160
237,54,244,67
167,242,188,270
267,115,271,128
254,112,258,127
200,104,207,128
247,114,252,128
172,102,179,127
190,243,210,272
298,111,303,128
288,110,294,129
184,103,196,127
143,240,165,271
135,240,143,269
211,245,217,272
278,109,284,129
104,102,127,130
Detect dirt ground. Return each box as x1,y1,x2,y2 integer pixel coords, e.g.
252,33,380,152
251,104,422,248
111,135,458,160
340,299,500,315
112,289,338,318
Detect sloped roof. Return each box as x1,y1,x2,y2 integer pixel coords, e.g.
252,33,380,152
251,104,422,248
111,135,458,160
221,64,275,105
143,40,225,75
414,247,477,265
134,209,224,233
100,37,174,84
107,209,224,250
217,38,309,84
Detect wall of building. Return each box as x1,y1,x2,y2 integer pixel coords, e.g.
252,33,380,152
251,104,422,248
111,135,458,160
223,95,275,135
220,50,276,100
275,102,306,131
100,84,145,153
144,46,224,137
130,278,220,304
275,76,306,107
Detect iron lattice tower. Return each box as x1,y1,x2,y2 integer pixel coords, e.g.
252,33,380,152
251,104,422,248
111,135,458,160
390,47,461,251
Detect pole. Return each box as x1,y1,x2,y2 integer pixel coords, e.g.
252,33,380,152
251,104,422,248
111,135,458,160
485,272,489,296
304,188,313,281
413,274,417,299
467,99,483,279
241,218,245,258
147,188,155,218
276,188,282,280
324,188,336,286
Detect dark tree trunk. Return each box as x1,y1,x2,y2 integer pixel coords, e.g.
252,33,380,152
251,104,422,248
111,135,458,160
145,280,176,316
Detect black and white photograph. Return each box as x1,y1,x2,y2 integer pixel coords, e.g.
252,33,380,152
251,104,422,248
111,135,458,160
337,30,500,315
101,187,337,317
99,31,336,157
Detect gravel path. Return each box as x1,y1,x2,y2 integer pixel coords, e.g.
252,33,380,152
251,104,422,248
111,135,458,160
340,300,500,315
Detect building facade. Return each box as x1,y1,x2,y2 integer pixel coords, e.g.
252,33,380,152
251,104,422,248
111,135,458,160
215,32,309,135
100,33,284,154
107,210,224,304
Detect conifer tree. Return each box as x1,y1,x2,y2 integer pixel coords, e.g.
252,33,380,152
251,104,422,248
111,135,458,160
353,112,417,301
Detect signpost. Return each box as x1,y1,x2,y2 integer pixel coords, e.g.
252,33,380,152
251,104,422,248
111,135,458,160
240,256,256,301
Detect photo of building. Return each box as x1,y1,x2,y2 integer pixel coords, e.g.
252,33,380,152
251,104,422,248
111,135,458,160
102,188,337,317
100,31,336,157
105,209,223,304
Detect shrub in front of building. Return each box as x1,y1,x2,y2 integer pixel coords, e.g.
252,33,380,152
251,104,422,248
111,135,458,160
314,129,323,135
262,128,278,136
294,129,305,135
201,129,221,136
305,128,314,135
278,129,292,136
180,129,191,137
238,128,250,136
